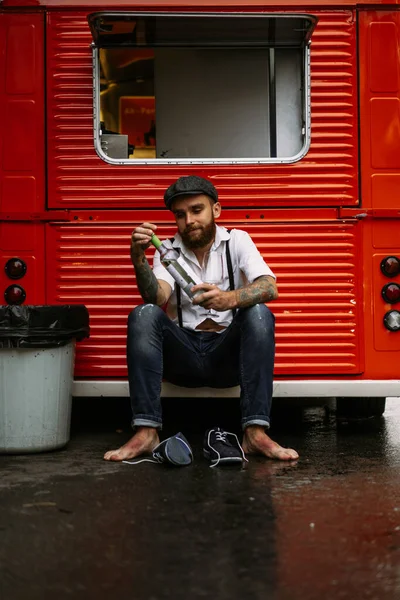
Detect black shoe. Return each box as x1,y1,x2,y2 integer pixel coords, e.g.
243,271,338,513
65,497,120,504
123,432,193,467
152,432,193,466
203,427,247,467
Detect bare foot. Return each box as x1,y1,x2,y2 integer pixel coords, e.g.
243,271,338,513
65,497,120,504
104,427,160,462
242,425,299,461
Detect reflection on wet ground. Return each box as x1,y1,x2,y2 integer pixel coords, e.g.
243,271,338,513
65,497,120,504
1,397,400,600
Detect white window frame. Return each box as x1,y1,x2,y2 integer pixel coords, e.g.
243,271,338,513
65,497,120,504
91,12,314,166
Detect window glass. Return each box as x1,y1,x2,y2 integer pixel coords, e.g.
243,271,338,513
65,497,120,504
99,48,156,159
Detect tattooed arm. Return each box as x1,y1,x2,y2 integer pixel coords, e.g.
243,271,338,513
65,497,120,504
235,275,278,308
191,275,277,312
131,251,171,305
130,222,172,306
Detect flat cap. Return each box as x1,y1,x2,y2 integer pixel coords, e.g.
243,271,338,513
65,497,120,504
164,175,218,210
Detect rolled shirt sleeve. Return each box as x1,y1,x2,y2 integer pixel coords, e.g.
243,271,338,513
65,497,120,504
234,230,276,283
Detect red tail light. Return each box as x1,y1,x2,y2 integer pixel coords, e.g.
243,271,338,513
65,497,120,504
4,285,26,305
4,257,27,280
380,256,400,278
383,310,400,332
382,283,400,304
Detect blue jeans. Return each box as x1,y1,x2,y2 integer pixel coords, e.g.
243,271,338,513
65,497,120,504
126,303,275,431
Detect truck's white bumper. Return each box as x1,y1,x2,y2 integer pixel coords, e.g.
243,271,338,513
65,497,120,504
72,380,400,398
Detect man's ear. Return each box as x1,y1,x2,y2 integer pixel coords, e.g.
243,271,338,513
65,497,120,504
213,202,221,219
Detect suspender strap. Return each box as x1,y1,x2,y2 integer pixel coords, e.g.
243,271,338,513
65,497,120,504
225,237,237,318
176,284,183,328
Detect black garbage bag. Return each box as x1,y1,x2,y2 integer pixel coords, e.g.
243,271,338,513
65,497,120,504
0,305,90,348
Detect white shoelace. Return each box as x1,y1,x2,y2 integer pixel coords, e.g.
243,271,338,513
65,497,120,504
123,451,163,466
208,429,248,468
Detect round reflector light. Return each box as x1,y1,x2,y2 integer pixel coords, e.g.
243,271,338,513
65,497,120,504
383,310,400,332
4,285,26,305
4,257,27,280
380,256,400,278
382,283,400,304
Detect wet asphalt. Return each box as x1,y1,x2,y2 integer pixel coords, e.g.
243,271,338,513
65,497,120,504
1,397,400,600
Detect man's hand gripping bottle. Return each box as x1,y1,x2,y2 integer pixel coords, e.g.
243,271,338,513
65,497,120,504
151,234,203,300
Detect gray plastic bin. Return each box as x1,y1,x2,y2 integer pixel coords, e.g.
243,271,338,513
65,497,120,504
0,305,89,454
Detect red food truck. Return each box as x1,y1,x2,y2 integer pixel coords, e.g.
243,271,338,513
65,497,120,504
1,0,399,417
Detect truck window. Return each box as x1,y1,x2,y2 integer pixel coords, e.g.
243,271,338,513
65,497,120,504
88,13,317,165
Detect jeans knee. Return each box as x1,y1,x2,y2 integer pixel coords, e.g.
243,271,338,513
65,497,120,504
127,304,164,334
239,304,275,337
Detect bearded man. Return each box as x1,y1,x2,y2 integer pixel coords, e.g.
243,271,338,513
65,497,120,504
104,175,298,466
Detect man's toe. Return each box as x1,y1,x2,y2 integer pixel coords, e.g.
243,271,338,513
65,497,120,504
282,448,299,460
104,450,119,461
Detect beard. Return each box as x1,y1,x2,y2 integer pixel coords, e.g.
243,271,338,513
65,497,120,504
181,219,216,249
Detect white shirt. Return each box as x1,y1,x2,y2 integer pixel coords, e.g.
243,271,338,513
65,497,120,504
152,225,275,331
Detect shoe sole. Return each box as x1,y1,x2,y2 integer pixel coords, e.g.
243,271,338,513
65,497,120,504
203,449,243,465
165,437,193,466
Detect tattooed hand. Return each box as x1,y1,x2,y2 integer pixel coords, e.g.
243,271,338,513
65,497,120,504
130,222,157,265
191,284,236,312
191,275,278,311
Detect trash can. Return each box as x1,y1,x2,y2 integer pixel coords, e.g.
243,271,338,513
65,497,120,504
0,305,90,454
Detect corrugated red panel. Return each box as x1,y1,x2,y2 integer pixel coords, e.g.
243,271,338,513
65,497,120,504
0,13,45,214
46,219,362,377
46,10,358,209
